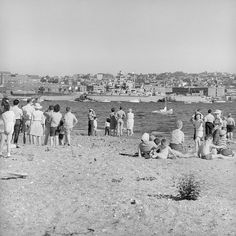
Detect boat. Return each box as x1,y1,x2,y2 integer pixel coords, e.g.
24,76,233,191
184,101,192,104
152,99,173,114
101,99,110,103
129,99,140,103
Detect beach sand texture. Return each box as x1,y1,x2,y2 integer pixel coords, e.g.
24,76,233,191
0,134,236,236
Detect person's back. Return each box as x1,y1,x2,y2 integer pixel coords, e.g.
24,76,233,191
116,109,125,120
51,111,62,127
64,111,77,129
22,100,35,120
227,116,235,126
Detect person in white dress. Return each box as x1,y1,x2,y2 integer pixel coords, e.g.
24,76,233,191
30,103,45,145
126,108,134,136
0,102,16,157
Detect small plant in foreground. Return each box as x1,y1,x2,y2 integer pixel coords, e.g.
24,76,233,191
176,173,201,200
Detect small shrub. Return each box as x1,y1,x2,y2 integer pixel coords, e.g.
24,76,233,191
176,173,201,200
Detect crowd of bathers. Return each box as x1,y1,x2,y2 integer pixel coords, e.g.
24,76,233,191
0,97,78,158
138,108,235,160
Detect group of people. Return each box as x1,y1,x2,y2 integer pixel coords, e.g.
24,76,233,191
0,98,78,157
138,108,235,160
87,106,134,137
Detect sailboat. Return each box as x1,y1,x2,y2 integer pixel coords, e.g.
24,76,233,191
152,98,173,114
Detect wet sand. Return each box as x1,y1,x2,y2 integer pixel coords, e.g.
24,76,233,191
0,133,236,236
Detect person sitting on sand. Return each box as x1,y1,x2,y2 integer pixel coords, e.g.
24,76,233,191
170,120,185,152
138,133,158,158
198,134,233,160
216,129,234,157
150,138,185,159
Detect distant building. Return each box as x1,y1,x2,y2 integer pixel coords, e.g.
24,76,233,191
208,86,225,98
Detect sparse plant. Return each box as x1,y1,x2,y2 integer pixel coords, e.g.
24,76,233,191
176,173,201,200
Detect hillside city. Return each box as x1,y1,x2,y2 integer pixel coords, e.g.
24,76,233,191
0,71,236,100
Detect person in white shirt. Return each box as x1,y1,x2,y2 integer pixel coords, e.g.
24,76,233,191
22,98,35,144
11,99,23,148
63,107,78,146
170,120,185,152
204,109,215,136
0,103,16,157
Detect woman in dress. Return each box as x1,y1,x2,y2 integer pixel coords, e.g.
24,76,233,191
30,103,45,145
126,108,134,136
109,108,117,136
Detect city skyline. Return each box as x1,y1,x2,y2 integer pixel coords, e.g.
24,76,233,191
0,0,235,76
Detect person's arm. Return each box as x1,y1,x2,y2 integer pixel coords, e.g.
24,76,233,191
73,115,78,126
138,145,142,158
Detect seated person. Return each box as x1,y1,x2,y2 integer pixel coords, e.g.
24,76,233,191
198,134,233,160
150,138,184,159
217,129,234,157
170,120,185,152
138,133,158,158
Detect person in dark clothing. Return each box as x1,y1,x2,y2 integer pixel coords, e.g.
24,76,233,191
88,109,96,136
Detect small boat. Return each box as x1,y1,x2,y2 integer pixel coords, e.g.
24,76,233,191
214,100,226,103
129,99,140,103
152,106,173,115
101,99,110,103
184,101,192,104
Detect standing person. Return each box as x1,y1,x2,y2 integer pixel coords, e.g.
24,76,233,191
22,98,35,144
204,109,215,136
63,107,78,146
11,99,23,148
50,104,62,147
0,103,16,157
30,103,45,146
104,118,110,136
93,117,98,136
116,106,126,136
126,108,134,136
88,109,96,136
190,109,204,140
109,108,117,136
170,120,185,152
43,105,54,145
226,113,235,140
193,113,204,154
212,109,222,145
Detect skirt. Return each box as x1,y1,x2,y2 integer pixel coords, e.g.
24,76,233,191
30,121,44,136
127,119,134,130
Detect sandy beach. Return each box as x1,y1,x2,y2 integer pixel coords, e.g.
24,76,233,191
0,132,236,236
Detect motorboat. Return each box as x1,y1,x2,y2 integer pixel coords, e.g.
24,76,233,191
101,99,110,103
152,106,173,115
129,99,140,103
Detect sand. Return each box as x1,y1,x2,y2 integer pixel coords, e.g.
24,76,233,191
0,133,236,236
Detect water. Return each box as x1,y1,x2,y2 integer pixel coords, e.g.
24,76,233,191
41,100,236,137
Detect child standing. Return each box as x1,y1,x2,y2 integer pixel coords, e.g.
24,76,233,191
105,118,110,136
93,117,98,136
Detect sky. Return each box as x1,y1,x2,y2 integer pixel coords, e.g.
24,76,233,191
0,0,235,76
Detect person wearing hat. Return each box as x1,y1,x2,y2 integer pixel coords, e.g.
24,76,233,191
217,129,234,157
30,103,45,145
138,133,158,158
213,109,222,145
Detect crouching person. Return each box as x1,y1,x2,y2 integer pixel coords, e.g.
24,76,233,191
138,133,158,158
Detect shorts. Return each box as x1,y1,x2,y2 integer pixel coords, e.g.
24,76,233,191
218,148,233,156
65,127,72,135
227,125,234,133
50,127,57,137
170,143,184,152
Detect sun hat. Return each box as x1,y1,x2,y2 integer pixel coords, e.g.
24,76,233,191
219,129,226,136
214,109,221,114
34,103,42,110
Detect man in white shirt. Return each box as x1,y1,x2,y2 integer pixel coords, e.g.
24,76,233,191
204,109,215,135
11,99,23,147
22,98,35,144
64,107,78,146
